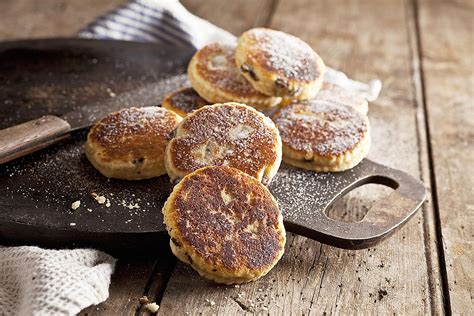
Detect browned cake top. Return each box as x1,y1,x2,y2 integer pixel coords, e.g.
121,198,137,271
273,100,368,157
316,82,367,108
168,103,279,179
241,28,322,82
88,107,180,162
163,87,209,114
170,166,284,271
194,43,272,98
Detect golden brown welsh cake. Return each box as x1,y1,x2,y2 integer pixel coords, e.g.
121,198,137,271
165,102,282,185
162,166,286,284
273,99,370,172
161,87,209,117
85,107,181,180
235,28,326,100
188,43,281,111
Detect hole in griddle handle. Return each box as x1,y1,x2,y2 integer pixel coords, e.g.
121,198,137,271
324,176,398,223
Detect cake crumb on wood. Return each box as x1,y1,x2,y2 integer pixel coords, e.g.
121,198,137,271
71,201,80,210
139,296,149,304
144,302,159,313
205,299,216,306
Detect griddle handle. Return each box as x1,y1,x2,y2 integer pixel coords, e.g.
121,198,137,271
285,160,427,249
0,116,71,164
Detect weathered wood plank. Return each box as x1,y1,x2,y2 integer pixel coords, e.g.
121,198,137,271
181,0,275,35
0,0,124,40
405,0,445,312
80,252,175,316
417,0,474,313
157,0,444,314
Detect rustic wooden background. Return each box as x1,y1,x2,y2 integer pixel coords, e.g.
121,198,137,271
0,0,471,314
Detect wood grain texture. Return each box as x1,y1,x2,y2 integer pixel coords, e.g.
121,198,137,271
0,0,124,40
0,116,70,164
80,255,159,316
1,0,467,314
80,248,176,316
157,0,444,314
181,0,275,35
417,0,474,313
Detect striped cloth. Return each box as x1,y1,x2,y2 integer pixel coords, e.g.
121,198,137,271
79,0,235,49
79,0,381,101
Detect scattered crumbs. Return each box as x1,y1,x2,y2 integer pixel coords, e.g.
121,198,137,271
119,199,140,209
128,203,139,209
144,302,159,313
71,201,81,210
258,288,263,292
87,208,93,213
106,88,116,98
138,296,149,305
92,193,107,204
234,284,240,288
70,223,76,227
105,200,111,208
205,299,216,306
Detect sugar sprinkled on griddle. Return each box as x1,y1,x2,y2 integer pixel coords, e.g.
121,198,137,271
1,74,187,232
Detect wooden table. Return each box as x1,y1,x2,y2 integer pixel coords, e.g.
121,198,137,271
1,0,471,314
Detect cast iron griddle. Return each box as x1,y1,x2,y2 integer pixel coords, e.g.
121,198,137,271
0,39,426,253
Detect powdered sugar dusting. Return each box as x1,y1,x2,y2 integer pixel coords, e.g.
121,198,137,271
89,106,180,162
269,163,361,221
274,100,368,156
169,103,280,180
245,28,321,82
0,131,173,232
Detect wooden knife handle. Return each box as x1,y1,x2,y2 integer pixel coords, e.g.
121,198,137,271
0,116,71,164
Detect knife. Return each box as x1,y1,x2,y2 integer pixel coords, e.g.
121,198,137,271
0,83,166,164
